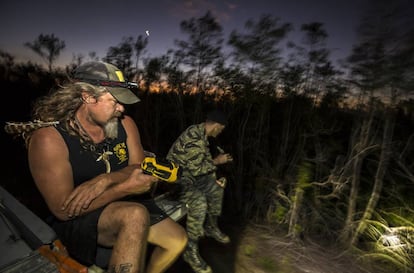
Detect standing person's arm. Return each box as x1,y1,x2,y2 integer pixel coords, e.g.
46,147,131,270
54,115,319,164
177,127,216,177
183,138,210,176
212,153,233,165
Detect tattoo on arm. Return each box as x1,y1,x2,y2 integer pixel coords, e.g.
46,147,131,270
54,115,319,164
108,263,133,273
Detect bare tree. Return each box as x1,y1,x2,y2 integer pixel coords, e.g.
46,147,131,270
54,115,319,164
340,0,414,247
228,14,292,93
103,37,134,77
173,10,224,120
0,49,15,80
133,35,148,77
24,33,65,72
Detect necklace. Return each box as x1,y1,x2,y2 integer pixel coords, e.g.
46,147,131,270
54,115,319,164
73,116,113,173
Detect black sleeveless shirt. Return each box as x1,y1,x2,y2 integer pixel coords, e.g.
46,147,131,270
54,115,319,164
56,121,129,186
51,120,166,266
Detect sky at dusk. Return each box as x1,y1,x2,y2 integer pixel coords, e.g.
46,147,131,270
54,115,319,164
1,0,371,68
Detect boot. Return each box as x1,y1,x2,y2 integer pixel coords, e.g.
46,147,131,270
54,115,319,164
182,240,212,273
204,215,230,244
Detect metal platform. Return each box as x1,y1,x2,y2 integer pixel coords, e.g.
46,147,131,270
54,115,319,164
0,186,58,272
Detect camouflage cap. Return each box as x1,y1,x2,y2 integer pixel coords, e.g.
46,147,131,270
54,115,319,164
73,61,140,104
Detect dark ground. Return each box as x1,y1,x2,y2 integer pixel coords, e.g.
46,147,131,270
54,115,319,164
164,220,372,273
166,218,242,273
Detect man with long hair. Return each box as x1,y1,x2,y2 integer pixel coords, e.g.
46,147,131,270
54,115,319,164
9,61,187,273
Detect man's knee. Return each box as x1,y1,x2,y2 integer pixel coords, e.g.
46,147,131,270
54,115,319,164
117,203,149,228
168,226,188,254
98,202,149,245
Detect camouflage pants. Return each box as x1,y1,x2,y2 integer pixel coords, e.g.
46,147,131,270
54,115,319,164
179,173,224,240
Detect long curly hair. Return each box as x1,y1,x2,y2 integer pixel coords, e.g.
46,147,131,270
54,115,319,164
7,82,109,147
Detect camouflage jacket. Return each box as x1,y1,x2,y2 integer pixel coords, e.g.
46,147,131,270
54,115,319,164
166,123,216,181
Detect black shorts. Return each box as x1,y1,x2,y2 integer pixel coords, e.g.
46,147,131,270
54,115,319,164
51,198,168,266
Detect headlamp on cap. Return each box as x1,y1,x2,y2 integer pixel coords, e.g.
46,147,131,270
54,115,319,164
73,61,140,104
77,78,138,89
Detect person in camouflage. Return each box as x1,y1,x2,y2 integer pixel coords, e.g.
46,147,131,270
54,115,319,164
166,109,233,273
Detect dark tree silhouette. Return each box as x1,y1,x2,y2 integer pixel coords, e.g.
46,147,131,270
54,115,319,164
24,33,65,72
103,36,134,77
174,10,224,120
133,35,148,77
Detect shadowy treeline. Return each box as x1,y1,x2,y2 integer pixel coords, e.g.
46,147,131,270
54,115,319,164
1,1,414,272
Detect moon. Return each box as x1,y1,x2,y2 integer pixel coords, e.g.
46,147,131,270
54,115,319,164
145,30,150,36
